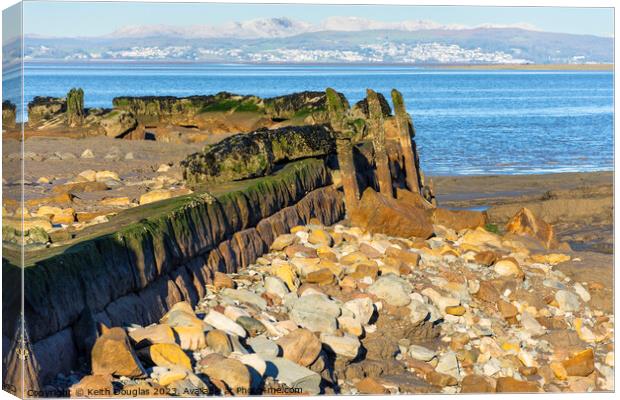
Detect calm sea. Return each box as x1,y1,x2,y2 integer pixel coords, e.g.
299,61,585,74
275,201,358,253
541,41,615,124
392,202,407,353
5,63,614,176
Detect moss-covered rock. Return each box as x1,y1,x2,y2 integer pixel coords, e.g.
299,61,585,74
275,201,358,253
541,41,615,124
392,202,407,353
66,88,85,127
2,100,16,128
112,92,264,126
27,97,65,126
182,125,335,184
264,91,348,123
98,110,139,138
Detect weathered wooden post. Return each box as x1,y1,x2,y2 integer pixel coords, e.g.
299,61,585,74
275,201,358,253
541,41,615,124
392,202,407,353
391,89,421,194
326,88,360,212
66,88,84,127
366,89,393,198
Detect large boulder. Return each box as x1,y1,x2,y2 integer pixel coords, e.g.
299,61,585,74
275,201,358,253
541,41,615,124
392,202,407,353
350,188,434,239
27,96,65,126
91,327,146,378
98,110,139,138
505,207,558,249
182,125,335,184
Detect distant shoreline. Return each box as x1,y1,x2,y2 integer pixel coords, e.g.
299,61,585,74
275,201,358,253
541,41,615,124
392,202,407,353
22,60,614,71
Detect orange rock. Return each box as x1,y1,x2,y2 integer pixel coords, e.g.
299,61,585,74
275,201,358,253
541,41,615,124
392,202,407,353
445,306,466,316
506,207,558,249
460,374,496,393
305,268,336,285
385,246,421,267
562,349,595,377
91,327,146,378
350,188,433,239
474,250,497,266
355,377,389,394
495,377,540,393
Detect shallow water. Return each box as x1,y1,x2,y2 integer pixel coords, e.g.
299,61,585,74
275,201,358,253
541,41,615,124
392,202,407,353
4,63,613,176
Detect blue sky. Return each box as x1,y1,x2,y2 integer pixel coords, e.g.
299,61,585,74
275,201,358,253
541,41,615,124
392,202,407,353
22,1,614,38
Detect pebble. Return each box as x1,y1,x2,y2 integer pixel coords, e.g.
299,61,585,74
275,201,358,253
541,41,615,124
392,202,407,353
320,333,360,359
408,344,436,361
204,310,247,338
368,274,412,306
555,290,581,313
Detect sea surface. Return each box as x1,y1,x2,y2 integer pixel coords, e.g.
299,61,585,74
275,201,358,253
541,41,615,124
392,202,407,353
4,63,614,176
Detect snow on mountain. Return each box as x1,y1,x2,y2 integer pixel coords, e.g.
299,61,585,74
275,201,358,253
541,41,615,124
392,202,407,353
105,16,542,39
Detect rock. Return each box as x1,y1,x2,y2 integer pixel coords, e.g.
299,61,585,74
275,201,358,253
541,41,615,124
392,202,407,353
555,290,581,313
143,343,192,370
161,302,204,329
308,229,333,246
355,377,389,394
550,361,568,380
460,227,502,248
495,377,540,393
172,325,207,351
264,276,289,298
460,374,495,393
368,275,412,306
204,310,246,338
154,367,188,386
530,253,570,265
425,370,458,387
474,251,497,266
77,169,97,182
506,207,558,249
493,258,523,278
128,324,176,346
343,297,375,325
182,124,335,184
573,283,591,303
408,345,436,362
69,374,113,397
124,152,134,160
277,328,322,367
235,316,266,337
305,268,336,285
272,263,298,291
214,272,235,290
166,373,209,396
562,349,594,377
290,294,339,333
221,288,267,310
139,189,175,205
445,305,466,316
436,352,460,380
351,188,434,239
100,197,131,207
337,316,363,336
264,357,321,395
247,336,279,359
285,244,318,259
475,280,501,303
206,330,232,356
99,109,138,138
199,355,250,394
385,246,420,267
95,170,121,182
91,327,146,377
270,234,296,251
320,333,360,359
497,300,518,322
432,208,486,231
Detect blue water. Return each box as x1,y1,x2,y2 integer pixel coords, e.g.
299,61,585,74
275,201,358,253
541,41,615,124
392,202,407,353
4,63,614,176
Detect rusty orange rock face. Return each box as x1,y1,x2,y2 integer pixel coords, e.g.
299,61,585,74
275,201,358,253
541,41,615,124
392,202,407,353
506,207,558,249
350,188,434,239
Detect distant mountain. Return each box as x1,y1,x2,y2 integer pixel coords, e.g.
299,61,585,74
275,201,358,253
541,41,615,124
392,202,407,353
17,17,613,64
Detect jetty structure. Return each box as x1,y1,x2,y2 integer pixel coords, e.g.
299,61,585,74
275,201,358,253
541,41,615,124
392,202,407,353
2,88,605,396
